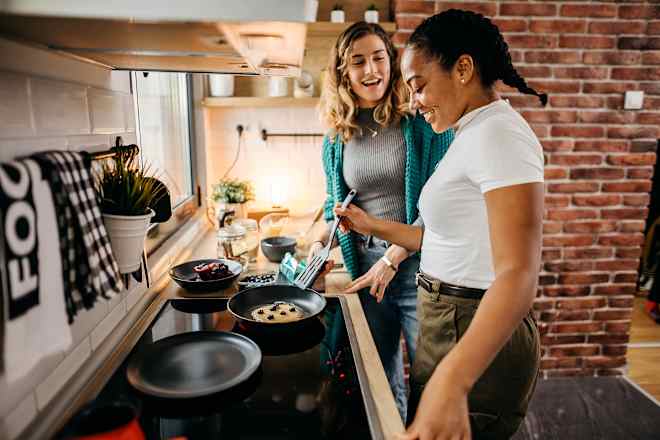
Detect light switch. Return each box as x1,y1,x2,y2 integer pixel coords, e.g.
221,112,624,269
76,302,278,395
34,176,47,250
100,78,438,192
624,91,644,110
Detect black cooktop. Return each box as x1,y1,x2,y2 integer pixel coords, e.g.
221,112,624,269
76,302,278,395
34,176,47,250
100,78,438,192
88,297,378,439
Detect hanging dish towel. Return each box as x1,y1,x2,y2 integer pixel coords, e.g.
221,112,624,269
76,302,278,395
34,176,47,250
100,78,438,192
0,158,72,382
35,151,123,320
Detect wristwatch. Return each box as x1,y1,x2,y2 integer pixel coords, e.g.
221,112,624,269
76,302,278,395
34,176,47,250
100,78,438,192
380,255,398,272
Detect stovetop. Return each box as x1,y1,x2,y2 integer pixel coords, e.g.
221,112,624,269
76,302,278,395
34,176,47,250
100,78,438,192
89,297,377,439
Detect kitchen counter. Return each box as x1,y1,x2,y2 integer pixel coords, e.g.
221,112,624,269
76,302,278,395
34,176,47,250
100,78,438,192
68,228,404,439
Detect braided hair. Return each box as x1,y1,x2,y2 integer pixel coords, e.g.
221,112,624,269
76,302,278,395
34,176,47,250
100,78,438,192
407,9,548,106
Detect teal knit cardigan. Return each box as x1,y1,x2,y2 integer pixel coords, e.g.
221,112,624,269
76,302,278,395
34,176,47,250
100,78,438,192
321,114,454,280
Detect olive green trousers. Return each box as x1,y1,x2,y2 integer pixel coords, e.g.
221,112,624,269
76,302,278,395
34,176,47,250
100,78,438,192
407,286,540,439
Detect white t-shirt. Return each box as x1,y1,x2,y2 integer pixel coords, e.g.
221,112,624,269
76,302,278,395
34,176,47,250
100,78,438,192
418,99,544,289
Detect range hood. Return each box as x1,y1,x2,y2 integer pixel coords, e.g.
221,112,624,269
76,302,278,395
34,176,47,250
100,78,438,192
0,0,313,76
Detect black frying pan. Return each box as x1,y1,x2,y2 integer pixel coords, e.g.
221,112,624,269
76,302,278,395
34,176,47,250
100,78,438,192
227,284,326,333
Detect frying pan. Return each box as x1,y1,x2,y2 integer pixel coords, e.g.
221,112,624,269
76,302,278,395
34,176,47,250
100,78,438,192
227,284,326,333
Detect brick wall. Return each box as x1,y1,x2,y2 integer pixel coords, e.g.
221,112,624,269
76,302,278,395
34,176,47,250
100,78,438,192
393,0,660,377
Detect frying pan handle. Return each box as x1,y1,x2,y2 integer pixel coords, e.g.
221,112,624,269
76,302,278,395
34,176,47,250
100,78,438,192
326,189,357,248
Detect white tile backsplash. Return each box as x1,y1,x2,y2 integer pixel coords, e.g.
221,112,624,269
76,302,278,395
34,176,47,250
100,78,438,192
89,88,126,134
124,94,136,133
90,299,126,351
68,300,109,349
0,71,33,138
30,78,90,135
3,394,38,440
66,134,112,153
35,339,91,411
0,136,67,162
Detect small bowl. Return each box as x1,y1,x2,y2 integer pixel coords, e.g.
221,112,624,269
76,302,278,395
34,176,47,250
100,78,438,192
260,236,296,263
169,258,242,293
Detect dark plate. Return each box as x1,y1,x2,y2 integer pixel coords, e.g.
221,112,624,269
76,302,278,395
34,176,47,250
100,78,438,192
126,331,261,399
169,258,242,292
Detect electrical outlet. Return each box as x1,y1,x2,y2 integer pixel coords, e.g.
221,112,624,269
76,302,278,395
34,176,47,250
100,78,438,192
624,91,644,110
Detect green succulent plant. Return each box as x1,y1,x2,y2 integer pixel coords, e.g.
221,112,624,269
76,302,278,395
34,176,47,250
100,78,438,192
211,178,255,204
332,4,343,11
96,148,167,216
367,4,378,11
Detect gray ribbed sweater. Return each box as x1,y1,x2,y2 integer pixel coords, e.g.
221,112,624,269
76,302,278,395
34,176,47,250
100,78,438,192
342,108,407,223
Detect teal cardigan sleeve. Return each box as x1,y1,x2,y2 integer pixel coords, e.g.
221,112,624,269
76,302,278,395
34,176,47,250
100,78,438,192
321,135,336,223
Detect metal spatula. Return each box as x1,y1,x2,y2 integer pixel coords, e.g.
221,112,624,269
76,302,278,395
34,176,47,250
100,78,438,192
294,189,357,290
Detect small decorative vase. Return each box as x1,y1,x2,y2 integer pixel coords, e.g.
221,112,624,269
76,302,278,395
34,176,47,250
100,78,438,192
364,10,378,23
330,10,345,23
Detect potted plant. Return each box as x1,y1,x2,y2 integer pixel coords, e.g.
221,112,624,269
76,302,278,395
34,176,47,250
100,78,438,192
97,149,167,274
211,178,255,221
330,4,345,23
364,4,379,23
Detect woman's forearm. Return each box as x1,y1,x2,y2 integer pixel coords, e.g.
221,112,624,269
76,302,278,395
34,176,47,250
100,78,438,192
428,268,538,392
371,219,423,252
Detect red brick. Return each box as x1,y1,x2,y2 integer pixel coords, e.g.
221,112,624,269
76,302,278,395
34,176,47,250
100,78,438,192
622,194,650,207
541,335,586,345
547,182,599,193
516,66,553,78
492,18,528,32
557,273,609,285
593,310,632,321
561,3,617,18
597,233,644,246
606,153,656,166
640,81,660,94
554,67,608,80
637,113,660,125
602,345,627,356
642,52,660,65
588,21,647,35
521,111,576,124
542,286,592,297
596,284,636,295
525,50,581,64
650,21,660,35
583,51,642,65
578,111,635,124
546,209,598,221
614,273,638,283
395,15,425,30
616,247,642,259
395,1,434,14
543,235,595,247
557,310,592,321
506,35,558,49
544,168,568,180
542,249,562,261
619,5,660,20
584,356,625,368
542,140,574,152
435,2,497,16
594,260,640,271
548,345,600,357
602,181,652,193
530,124,549,138
572,194,620,207
619,220,646,231
544,261,594,273
529,80,580,94
533,299,556,311
583,82,639,94
630,140,658,153
563,248,613,259
612,68,660,81
560,35,615,49
539,274,557,286
605,322,631,334
607,126,659,139
588,334,629,344
618,37,660,51
543,222,562,234
609,297,635,308
643,97,660,110
574,140,629,153
391,31,412,46
530,19,587,33
550,96,607,109
500,3,557,16
545,195,570,208
569,168,625,180
627,168,654,179
564,221,617,233
557,299,607,311
551,126,604,138
601,208,648,220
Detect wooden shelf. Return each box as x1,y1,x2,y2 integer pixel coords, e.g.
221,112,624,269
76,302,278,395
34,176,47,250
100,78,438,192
203,96,319,108
307,21,396,37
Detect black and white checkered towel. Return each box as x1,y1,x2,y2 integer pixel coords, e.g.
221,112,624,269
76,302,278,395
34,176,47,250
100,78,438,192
34,151,122,321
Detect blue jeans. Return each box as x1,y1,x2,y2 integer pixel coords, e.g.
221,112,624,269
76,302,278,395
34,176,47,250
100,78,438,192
356,236,419,422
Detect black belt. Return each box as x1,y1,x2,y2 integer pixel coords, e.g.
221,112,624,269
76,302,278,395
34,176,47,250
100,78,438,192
415,271,486,300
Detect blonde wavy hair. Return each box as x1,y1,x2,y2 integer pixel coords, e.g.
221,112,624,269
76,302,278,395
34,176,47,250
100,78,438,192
319,22,410,143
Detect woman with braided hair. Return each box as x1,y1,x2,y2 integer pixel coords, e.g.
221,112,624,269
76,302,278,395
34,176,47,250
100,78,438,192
334,9,546,439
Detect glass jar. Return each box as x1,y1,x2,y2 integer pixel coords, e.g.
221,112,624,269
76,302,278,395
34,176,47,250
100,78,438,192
232,218,259,262
217,224,249,270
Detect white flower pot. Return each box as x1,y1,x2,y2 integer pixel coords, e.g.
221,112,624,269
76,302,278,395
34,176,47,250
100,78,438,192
365,10,379,23
103,209,155,274
330,10,345,23
209,74,235,97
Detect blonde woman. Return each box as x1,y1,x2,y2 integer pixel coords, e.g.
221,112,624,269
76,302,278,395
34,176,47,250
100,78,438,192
309,21,453,420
